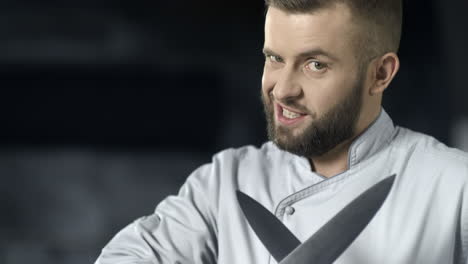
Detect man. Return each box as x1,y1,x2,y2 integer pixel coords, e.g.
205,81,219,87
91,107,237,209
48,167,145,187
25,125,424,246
96,0,468,263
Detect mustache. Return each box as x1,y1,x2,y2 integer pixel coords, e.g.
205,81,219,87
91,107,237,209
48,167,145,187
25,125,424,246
266,92,310,115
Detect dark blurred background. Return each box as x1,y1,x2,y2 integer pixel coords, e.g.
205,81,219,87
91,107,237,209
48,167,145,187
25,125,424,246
1,0,467,263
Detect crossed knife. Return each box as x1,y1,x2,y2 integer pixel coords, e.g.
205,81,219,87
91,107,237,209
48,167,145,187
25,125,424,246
236,175,396,264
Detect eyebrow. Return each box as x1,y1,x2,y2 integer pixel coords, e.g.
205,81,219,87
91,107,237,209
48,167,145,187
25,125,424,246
262,47,338,62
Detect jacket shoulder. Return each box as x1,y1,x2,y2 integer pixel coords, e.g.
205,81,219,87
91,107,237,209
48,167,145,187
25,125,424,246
210,141,280,164
393,126,468,170
205,141,289,188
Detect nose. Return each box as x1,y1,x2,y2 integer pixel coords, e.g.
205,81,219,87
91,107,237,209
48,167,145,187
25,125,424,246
272,66,303,101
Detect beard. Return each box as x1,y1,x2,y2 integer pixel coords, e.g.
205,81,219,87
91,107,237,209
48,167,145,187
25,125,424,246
261,73,365,158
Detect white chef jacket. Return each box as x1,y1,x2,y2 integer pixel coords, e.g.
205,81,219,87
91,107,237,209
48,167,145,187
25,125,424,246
96,109,468,264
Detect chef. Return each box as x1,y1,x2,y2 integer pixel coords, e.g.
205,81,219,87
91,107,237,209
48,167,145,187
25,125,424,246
96,0,468,263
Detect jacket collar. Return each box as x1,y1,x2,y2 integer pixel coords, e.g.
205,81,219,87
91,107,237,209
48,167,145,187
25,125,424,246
347,108,395,168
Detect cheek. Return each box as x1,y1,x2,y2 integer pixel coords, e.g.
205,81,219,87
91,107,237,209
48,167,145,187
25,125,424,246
302,79,347,114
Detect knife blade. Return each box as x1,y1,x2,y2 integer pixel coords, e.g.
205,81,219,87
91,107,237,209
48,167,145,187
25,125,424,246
236,191,301,262
237,174,395,264
280,174,396,264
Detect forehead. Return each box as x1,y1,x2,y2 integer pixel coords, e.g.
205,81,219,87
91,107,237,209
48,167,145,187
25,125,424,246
264,5,357,60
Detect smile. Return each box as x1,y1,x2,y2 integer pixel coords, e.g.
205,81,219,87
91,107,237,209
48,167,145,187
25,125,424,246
276,103,308,126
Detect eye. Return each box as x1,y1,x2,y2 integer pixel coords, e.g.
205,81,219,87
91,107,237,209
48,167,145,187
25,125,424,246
306,61,327,72
266,55,283,63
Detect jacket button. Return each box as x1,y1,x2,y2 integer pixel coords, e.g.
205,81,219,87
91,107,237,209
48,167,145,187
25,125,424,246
285,206,295,215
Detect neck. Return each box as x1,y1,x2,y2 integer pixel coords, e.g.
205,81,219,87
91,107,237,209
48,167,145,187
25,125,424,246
309,138,353,178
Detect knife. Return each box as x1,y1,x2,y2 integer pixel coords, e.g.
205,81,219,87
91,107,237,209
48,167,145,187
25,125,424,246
237,192,301,261
237,174,396,264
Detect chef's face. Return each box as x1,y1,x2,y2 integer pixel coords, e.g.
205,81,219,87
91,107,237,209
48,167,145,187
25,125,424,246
261,5,367,157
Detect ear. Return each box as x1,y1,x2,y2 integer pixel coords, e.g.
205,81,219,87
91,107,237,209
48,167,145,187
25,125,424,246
369,52,400,96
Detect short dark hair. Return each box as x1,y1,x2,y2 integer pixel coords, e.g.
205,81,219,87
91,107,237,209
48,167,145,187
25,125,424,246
264,0,403,64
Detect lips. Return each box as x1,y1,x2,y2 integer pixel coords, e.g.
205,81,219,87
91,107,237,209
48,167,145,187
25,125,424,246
275,103,308,125
276,103,307,115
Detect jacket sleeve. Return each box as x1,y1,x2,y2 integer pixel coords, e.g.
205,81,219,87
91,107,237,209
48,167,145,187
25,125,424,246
460,161,468,264
95,162,220,264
